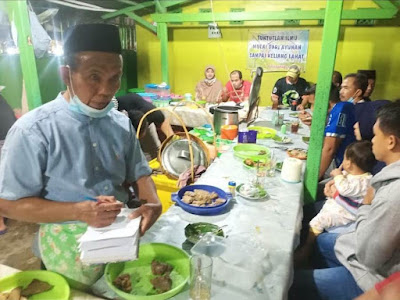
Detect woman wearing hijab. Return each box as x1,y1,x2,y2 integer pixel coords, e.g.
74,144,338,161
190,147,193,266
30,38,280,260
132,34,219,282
195,65,223,104
354,100,391,174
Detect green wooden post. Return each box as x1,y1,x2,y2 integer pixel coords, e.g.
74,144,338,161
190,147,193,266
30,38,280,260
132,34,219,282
157,23,169,84
303,0,344,204
6,0,42,110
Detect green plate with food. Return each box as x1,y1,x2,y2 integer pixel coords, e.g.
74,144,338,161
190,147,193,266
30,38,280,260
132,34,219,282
0,270,70,300
105,243,190,300
242,157,269,170
236,183,268,200
302,136,310,144
233,144,270,160
273,135,292,144
248,126,277,139
184,222,224,244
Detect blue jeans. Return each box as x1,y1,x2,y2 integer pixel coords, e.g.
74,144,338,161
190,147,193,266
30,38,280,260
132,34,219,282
289,233,364,300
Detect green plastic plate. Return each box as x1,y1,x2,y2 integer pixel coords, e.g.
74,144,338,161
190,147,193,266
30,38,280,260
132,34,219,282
0,270,70,300
233,144,270,160
248,126,276,139
105,243,190,300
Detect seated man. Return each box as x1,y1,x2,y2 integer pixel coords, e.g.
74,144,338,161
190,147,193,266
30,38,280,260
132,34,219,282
298,83,340,126
221,70,251,104
0,94,17,234
271,64,309,107
117,93,174,160
290,100,400,300
340,73,368,104
0,24,162,290
319,99,356,179
358,70,376,102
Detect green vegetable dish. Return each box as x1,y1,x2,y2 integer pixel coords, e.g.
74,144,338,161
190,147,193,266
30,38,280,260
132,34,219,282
184,223,224,244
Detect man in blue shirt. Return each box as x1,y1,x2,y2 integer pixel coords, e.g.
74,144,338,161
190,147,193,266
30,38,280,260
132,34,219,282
319,101,356,179
0,24,161,289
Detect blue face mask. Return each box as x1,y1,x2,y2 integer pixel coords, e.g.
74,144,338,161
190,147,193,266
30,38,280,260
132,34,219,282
347,97,355,103
67,66,115,118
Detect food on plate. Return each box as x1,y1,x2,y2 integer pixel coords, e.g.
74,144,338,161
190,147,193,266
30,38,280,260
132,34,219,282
184,222,224,244
273,135,292,144
237,183,267,199
113,273,132,293
244,158,266,168
4,287,21,300
287,148,308,160
151,274,172,294
21,279,53,297
151,260,173,276
0,279,54,300
302,136,310,144
182,189,226,207
258,150,267,155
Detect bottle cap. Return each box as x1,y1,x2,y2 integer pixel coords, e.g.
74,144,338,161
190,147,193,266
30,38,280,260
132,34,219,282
228,181,236,187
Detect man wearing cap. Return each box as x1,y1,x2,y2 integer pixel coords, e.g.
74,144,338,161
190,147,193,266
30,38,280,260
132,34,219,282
221,70,252,103
0,24,161,289
195,65,223,103
271,64,309,108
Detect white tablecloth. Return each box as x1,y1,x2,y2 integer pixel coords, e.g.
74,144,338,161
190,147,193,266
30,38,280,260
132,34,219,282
162,105,212,128
0,264,103,300
142,109,309,300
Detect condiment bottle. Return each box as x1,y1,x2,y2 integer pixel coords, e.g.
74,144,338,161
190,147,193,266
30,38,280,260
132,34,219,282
228,181,236,197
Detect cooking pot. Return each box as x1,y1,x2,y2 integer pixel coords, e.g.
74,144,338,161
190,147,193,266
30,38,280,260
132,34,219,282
210,105,242,135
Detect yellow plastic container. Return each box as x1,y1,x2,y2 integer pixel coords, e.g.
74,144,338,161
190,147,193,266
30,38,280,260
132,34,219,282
149,159,178,213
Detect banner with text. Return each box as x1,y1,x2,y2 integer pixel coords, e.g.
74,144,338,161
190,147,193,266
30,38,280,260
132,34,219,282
247,30,309,72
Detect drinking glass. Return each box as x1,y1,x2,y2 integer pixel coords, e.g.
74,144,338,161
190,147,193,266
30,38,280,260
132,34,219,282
189,255,213,300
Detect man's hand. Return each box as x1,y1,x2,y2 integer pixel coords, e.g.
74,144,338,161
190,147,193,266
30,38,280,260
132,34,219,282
76,196,123,227
330,165,343,177
363,187,375,205
129,203,162,236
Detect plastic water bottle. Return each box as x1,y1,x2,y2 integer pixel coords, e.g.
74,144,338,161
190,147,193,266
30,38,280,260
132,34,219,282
281,124,287,134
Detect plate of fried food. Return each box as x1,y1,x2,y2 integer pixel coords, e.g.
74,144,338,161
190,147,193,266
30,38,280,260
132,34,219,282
172,185,231,215
287,148,308,160
106,243,190,300
0,270,70,300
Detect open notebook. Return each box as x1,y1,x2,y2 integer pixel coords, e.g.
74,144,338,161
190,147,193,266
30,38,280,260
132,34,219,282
78,208,141,265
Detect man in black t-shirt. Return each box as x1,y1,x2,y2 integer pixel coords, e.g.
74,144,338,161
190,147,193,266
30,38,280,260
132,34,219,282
117,93,174,160
271,64,309,107
0,94,16,234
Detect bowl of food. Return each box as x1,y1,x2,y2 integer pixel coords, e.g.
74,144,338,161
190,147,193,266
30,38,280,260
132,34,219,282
247,126,277,139
0,270,70,300
105,243,190,300
171,185,231,215
184,222,224,244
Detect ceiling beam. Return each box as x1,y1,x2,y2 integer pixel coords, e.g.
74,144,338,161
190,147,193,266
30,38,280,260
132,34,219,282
151,7,397,23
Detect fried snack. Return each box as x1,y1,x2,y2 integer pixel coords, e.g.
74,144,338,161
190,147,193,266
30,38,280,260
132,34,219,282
151,260,173,276
151,274,172,294
7,287,22,300
21,279,53,297
0,293,9,300
113,274,132,293
182,189,223,207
